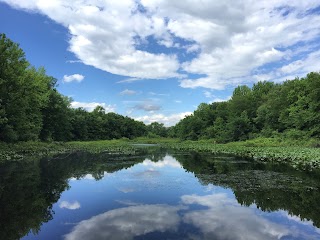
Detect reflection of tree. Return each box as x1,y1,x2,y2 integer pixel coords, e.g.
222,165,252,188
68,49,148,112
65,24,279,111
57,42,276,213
173,152,320,228
2,148,320,239
142,147,167,162
0,151,152,240
0,161,52,240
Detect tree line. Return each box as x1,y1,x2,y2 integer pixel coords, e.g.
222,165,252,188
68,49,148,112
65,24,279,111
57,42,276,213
1,33,320,143
0,33,154,142
169,72,320,142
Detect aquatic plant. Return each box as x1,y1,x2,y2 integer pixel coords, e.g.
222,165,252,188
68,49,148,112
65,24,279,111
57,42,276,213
163,141,320,171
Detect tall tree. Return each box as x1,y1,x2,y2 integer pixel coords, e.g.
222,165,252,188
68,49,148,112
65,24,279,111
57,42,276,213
40,90,73,141
147,122,167,137
0,34,54,141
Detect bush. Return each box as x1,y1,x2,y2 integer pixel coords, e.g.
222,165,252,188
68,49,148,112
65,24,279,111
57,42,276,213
283,129,309,140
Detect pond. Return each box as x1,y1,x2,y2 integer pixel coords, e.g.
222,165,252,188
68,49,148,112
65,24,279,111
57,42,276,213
1,148,320,240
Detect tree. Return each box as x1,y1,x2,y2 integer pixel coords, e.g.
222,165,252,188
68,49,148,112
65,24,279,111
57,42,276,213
213,117,230,143
229,85,253,117
0,34,54,141
0,33,29,141
71,108,89,140
147,122,167,137
40,90,73,141
228,111,252,141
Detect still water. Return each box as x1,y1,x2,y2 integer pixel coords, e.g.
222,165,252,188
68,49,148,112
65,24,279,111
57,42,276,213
1,148,320,240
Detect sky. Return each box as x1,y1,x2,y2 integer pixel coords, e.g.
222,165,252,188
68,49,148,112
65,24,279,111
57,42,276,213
0,0,320,126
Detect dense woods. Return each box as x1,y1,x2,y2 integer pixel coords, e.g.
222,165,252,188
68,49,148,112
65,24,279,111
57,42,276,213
1,33,320,143
0,34,147,142
170,73,320,142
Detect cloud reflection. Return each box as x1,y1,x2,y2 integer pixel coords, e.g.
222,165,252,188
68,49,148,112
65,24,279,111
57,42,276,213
64,204,180,240
117,187,136,193
64,192,297,240
142,155,182,169
181,193,290,240
59,201,81,210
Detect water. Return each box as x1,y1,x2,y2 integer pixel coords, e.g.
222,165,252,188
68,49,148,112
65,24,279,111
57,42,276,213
1,148,320,240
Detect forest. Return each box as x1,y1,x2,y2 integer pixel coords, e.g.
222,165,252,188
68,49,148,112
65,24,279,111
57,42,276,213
170,72,320,142
1,33,320,143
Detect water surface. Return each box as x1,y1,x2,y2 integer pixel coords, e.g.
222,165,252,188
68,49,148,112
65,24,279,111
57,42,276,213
1,149,320,239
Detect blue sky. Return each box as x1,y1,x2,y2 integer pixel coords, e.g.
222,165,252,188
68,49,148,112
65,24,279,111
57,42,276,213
1,1,320,126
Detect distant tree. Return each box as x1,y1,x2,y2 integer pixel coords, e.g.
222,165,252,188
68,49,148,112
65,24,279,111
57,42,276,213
70,108,89,140
212,117,230,143
228,110,252,141
2,33,320,143
147,122,167,137
40,90,73,141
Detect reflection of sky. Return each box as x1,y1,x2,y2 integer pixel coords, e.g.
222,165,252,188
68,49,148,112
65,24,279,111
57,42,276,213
262,210,320,238
66,192,313,240
22,154,320,240
59,201,81,210
142,155,182,169
64,204,180,240
181,193,289,240
69,172,111,181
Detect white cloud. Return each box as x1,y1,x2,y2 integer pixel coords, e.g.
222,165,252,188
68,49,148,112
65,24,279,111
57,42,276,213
280,211,315,227
59,201,81,210
210,98,229,103
117,187,136,193
181,193,291,240
148,92,170,97
69,173,106,181
71,101,115,112
82,174,95,180
134,111,192,126
4,0,320,89
143,0,320,89
63,74,84,83
203,90,213,98
209,96,231,104
117,78,144,84
123,99,163,113
3,0,181,79
134,102,161,112
64,204,180,240
120,89,137,96
115,200,140,206
142,155,182,168
63,193,301,240
253,49,320,83
203,91,231,103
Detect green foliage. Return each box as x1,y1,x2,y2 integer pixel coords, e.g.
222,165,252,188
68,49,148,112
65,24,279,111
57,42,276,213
174,151,320,228
171,72,320,143
162,140,320,171
228,110,252,141
2,33,320,149
0,150,150,239
0,34,148,143
212,117,230,143
40,90,73,141
146,122,168,137
0,139,150,162
0,34,37,141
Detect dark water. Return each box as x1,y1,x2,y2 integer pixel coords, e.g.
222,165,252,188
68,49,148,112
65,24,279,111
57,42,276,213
1,148,320,240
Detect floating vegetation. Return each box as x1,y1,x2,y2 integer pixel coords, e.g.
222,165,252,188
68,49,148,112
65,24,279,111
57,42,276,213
2,139,320,171
163,142,320,171
0,141,143,163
